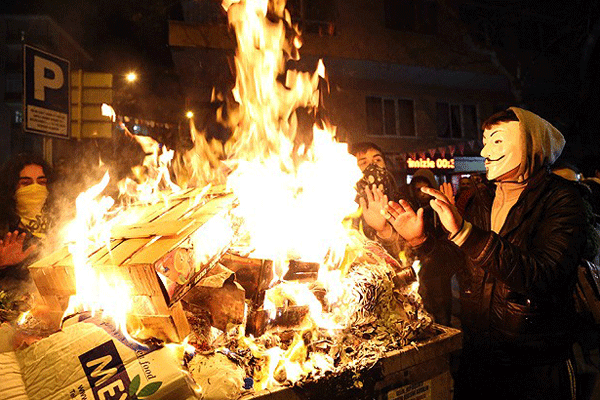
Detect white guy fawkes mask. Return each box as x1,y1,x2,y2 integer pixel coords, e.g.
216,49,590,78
481,120,522,181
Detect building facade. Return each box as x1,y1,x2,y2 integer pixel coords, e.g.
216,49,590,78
168,0,518,182
0,15,93,164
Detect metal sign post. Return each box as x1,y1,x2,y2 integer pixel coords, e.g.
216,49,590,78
23,44,71,139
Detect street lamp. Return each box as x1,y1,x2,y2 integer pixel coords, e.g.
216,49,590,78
125,71,138,83
186,111,194,119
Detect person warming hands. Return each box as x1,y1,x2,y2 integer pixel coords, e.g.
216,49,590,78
380,108,589,400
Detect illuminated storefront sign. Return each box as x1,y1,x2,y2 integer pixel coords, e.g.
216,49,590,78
407,157,455,170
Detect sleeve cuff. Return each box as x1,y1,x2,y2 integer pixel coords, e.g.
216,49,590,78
450,220,472,247
376,228,398,245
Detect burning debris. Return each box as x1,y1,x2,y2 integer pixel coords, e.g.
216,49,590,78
0,0,454,398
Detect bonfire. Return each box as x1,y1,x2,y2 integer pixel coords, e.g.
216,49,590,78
0,0,443,399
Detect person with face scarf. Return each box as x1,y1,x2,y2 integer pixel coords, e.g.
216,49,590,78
0,153,53,284
354,145,464,327
364,108,588,399
351,142,401,241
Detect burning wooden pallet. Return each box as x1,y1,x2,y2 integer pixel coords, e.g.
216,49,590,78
28,186,237,343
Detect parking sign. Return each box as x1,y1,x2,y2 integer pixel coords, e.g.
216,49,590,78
23,45,70,139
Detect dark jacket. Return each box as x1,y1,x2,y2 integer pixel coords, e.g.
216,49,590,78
399,176,461,327
416,168,587,365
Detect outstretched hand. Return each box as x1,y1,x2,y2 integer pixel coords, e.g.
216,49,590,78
0,231,36,268
359,184,389,234
385,200,427,247
440,182,455,205
421,187,464,237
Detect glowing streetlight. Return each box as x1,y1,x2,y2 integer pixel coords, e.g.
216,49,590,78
186,111,194,119
125,72,138,83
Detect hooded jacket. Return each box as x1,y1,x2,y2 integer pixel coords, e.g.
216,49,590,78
490,107,564,233
416,108,587,365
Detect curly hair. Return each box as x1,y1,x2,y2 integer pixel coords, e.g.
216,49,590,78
0,153,54,231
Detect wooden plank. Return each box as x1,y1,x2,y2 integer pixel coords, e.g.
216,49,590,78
151,199,197,223
54,253,73,268
125,222,202,265
124,264,165,299
186,194,236,220
166,187,200,200
167,185,230,201
28,246,71,269
136,202,170,223
51,244,103,268
170,301,191,340
29,268,52,294
144,199,185,223
118,199,182,225
98,238,151,265
126,235,190,266
110,220,194,239
206,184,230,195
88,240,123,265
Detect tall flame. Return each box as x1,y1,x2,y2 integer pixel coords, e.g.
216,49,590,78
62,132,186,337
50,0,424,392
197,0,374,388
63,172,133,332
220,0,361,268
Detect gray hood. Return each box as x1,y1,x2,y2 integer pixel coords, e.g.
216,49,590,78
509,107,565,180
412,168,439,189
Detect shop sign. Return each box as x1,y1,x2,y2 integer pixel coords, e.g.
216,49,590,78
406,157,455,170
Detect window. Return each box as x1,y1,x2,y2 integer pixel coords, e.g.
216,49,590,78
437,102,478,139
288,0,336,36
385,0,438,35
366,96,415,137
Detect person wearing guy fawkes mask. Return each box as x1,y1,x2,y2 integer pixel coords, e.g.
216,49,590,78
364,108,587,399
0,153,53,289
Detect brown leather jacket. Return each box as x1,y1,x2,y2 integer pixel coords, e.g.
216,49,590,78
416,168,588,365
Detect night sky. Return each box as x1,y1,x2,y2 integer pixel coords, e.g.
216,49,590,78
1,0,176,71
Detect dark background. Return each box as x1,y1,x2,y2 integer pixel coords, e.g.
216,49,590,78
2,0,600,170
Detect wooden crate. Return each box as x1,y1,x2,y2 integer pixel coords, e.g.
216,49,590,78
28,189,237,343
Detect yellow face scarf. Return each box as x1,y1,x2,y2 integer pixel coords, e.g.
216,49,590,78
15,183,49,238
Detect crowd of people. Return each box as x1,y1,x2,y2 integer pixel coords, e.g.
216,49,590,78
354,107,600,399
1,106,599,398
